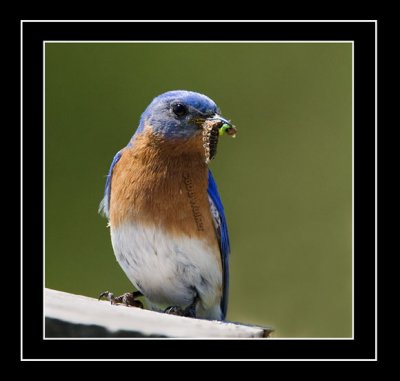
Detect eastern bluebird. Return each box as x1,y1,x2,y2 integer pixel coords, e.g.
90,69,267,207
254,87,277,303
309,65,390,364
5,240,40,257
99,90,236,320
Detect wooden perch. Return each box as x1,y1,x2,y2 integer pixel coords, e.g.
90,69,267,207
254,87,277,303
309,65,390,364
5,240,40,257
45,288,272,338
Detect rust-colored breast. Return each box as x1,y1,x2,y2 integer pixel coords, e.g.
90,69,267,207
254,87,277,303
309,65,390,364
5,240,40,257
109,127,218,246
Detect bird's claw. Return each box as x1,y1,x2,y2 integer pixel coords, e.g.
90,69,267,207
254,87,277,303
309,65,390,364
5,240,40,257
98,290,144,308
164,304,196,318
164,306,186,316
98,290,114,302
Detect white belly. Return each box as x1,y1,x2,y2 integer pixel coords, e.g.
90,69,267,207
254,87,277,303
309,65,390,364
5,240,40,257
110,222,222,319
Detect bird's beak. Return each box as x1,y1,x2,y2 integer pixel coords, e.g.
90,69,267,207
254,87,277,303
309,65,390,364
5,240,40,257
207,114,232,126
207,114,237,137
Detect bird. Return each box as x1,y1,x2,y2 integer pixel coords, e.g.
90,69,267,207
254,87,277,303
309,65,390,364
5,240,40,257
98,90,236,321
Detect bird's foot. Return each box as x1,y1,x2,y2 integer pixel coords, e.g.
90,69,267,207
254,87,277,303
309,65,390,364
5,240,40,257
98,290,143,308
164,306,187,316
164,301,197,318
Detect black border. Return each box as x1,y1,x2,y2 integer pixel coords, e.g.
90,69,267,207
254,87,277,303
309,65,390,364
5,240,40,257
22,21,376,360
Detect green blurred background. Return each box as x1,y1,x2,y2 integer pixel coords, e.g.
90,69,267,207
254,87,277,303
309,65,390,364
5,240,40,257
45,43,352,337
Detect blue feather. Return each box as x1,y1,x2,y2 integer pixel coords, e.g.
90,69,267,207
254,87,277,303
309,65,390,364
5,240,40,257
98,151,122,218
207,169,230,320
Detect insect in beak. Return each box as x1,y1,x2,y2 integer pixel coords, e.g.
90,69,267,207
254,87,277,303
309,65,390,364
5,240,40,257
201,116,237,164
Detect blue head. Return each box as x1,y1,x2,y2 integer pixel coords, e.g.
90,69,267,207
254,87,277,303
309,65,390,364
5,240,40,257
137,90,230,139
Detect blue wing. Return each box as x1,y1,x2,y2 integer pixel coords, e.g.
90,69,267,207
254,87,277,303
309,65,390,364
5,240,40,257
207,169,230,320
98,150,122,219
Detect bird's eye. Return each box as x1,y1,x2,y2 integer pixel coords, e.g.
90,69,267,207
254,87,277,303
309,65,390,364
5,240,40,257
172,103,187,117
